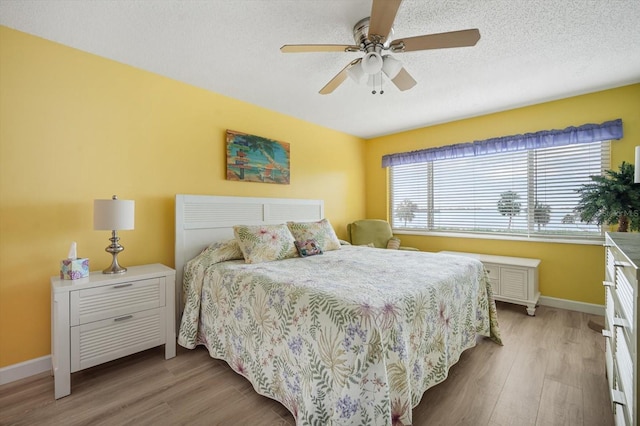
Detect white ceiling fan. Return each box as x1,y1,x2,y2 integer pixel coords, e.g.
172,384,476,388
280,0,481,94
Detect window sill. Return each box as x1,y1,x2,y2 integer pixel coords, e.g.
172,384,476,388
392,229,605,246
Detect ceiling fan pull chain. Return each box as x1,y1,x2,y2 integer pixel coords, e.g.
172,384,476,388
372,73,381,95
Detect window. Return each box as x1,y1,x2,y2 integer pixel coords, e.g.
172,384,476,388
389,140,610,240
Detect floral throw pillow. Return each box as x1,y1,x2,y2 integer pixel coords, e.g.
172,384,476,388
233,224,298,264
287,218,341,252
294,239,323,257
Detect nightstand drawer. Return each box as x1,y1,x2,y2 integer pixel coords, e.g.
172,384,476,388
71,307,166,372
70,277,165,326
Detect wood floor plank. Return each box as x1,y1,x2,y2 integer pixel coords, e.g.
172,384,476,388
0,303,614,425
581,371,616,426
489,345,549,425
536,378,583,425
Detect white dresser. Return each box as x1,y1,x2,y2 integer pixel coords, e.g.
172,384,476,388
440,251,541,315
604,232,639,426
51,263,176,399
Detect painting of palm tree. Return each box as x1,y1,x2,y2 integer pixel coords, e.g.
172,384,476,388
226,130,290,184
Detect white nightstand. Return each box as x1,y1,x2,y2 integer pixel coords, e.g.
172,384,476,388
51,263,176,399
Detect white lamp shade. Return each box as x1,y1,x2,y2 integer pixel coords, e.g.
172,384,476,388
382,55,402,79
94,198,135,230
635,146,640,184
347,62,368,84
361,52,383,75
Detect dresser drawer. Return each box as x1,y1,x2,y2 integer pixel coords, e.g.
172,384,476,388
604,285,616,390
606,246,617,283
605,286,615,327
615,326,634,422
615,267,635,336
613,397,631,426
70,277,165,326
605,335,614,390
71,307,166,372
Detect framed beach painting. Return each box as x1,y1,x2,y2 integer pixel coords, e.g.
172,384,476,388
226,130,290,184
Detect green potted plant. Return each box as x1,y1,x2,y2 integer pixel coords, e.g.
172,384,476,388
575,161,640,232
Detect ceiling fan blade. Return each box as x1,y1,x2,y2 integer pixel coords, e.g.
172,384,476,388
281,44,359,53
319,59,361,95
390,67,417,91
368,0,403,42
394,28,480,52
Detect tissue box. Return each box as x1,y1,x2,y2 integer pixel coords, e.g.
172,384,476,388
60,258,89,280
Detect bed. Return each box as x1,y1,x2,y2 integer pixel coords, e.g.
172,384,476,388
175,194,502,426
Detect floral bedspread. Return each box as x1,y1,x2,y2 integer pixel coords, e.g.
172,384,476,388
178,242,502,426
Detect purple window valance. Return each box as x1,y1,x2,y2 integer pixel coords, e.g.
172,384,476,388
381,119,623,168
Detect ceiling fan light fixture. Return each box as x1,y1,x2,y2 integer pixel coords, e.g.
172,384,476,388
347,62,368,84
361,51,383,75
281,0,481,95
382,55,402,79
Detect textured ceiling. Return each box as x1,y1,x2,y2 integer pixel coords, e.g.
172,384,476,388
1,0,639,139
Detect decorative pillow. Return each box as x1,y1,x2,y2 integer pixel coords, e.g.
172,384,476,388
287,218,341,252
294,239,323,257
199,239,244,260
387,237,401,250
233,224,298,264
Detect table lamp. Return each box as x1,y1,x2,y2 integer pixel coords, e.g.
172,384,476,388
93,195,135,274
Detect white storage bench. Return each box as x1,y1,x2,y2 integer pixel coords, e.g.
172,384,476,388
440,251,541,316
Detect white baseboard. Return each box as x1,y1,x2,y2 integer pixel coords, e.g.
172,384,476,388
538,295,605,316
0,355,51,385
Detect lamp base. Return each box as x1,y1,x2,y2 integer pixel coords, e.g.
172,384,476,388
102,231,127,274
103,261,127,274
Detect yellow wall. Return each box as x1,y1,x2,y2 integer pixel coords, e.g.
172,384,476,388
2,23,638,369
366,83,640,306
0,27,366,367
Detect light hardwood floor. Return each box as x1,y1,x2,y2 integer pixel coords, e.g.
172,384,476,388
0,302,613,426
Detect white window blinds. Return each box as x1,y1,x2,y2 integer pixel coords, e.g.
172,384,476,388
390,140,610,239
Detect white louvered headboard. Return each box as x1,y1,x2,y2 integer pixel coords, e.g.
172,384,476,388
174,194,324,321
